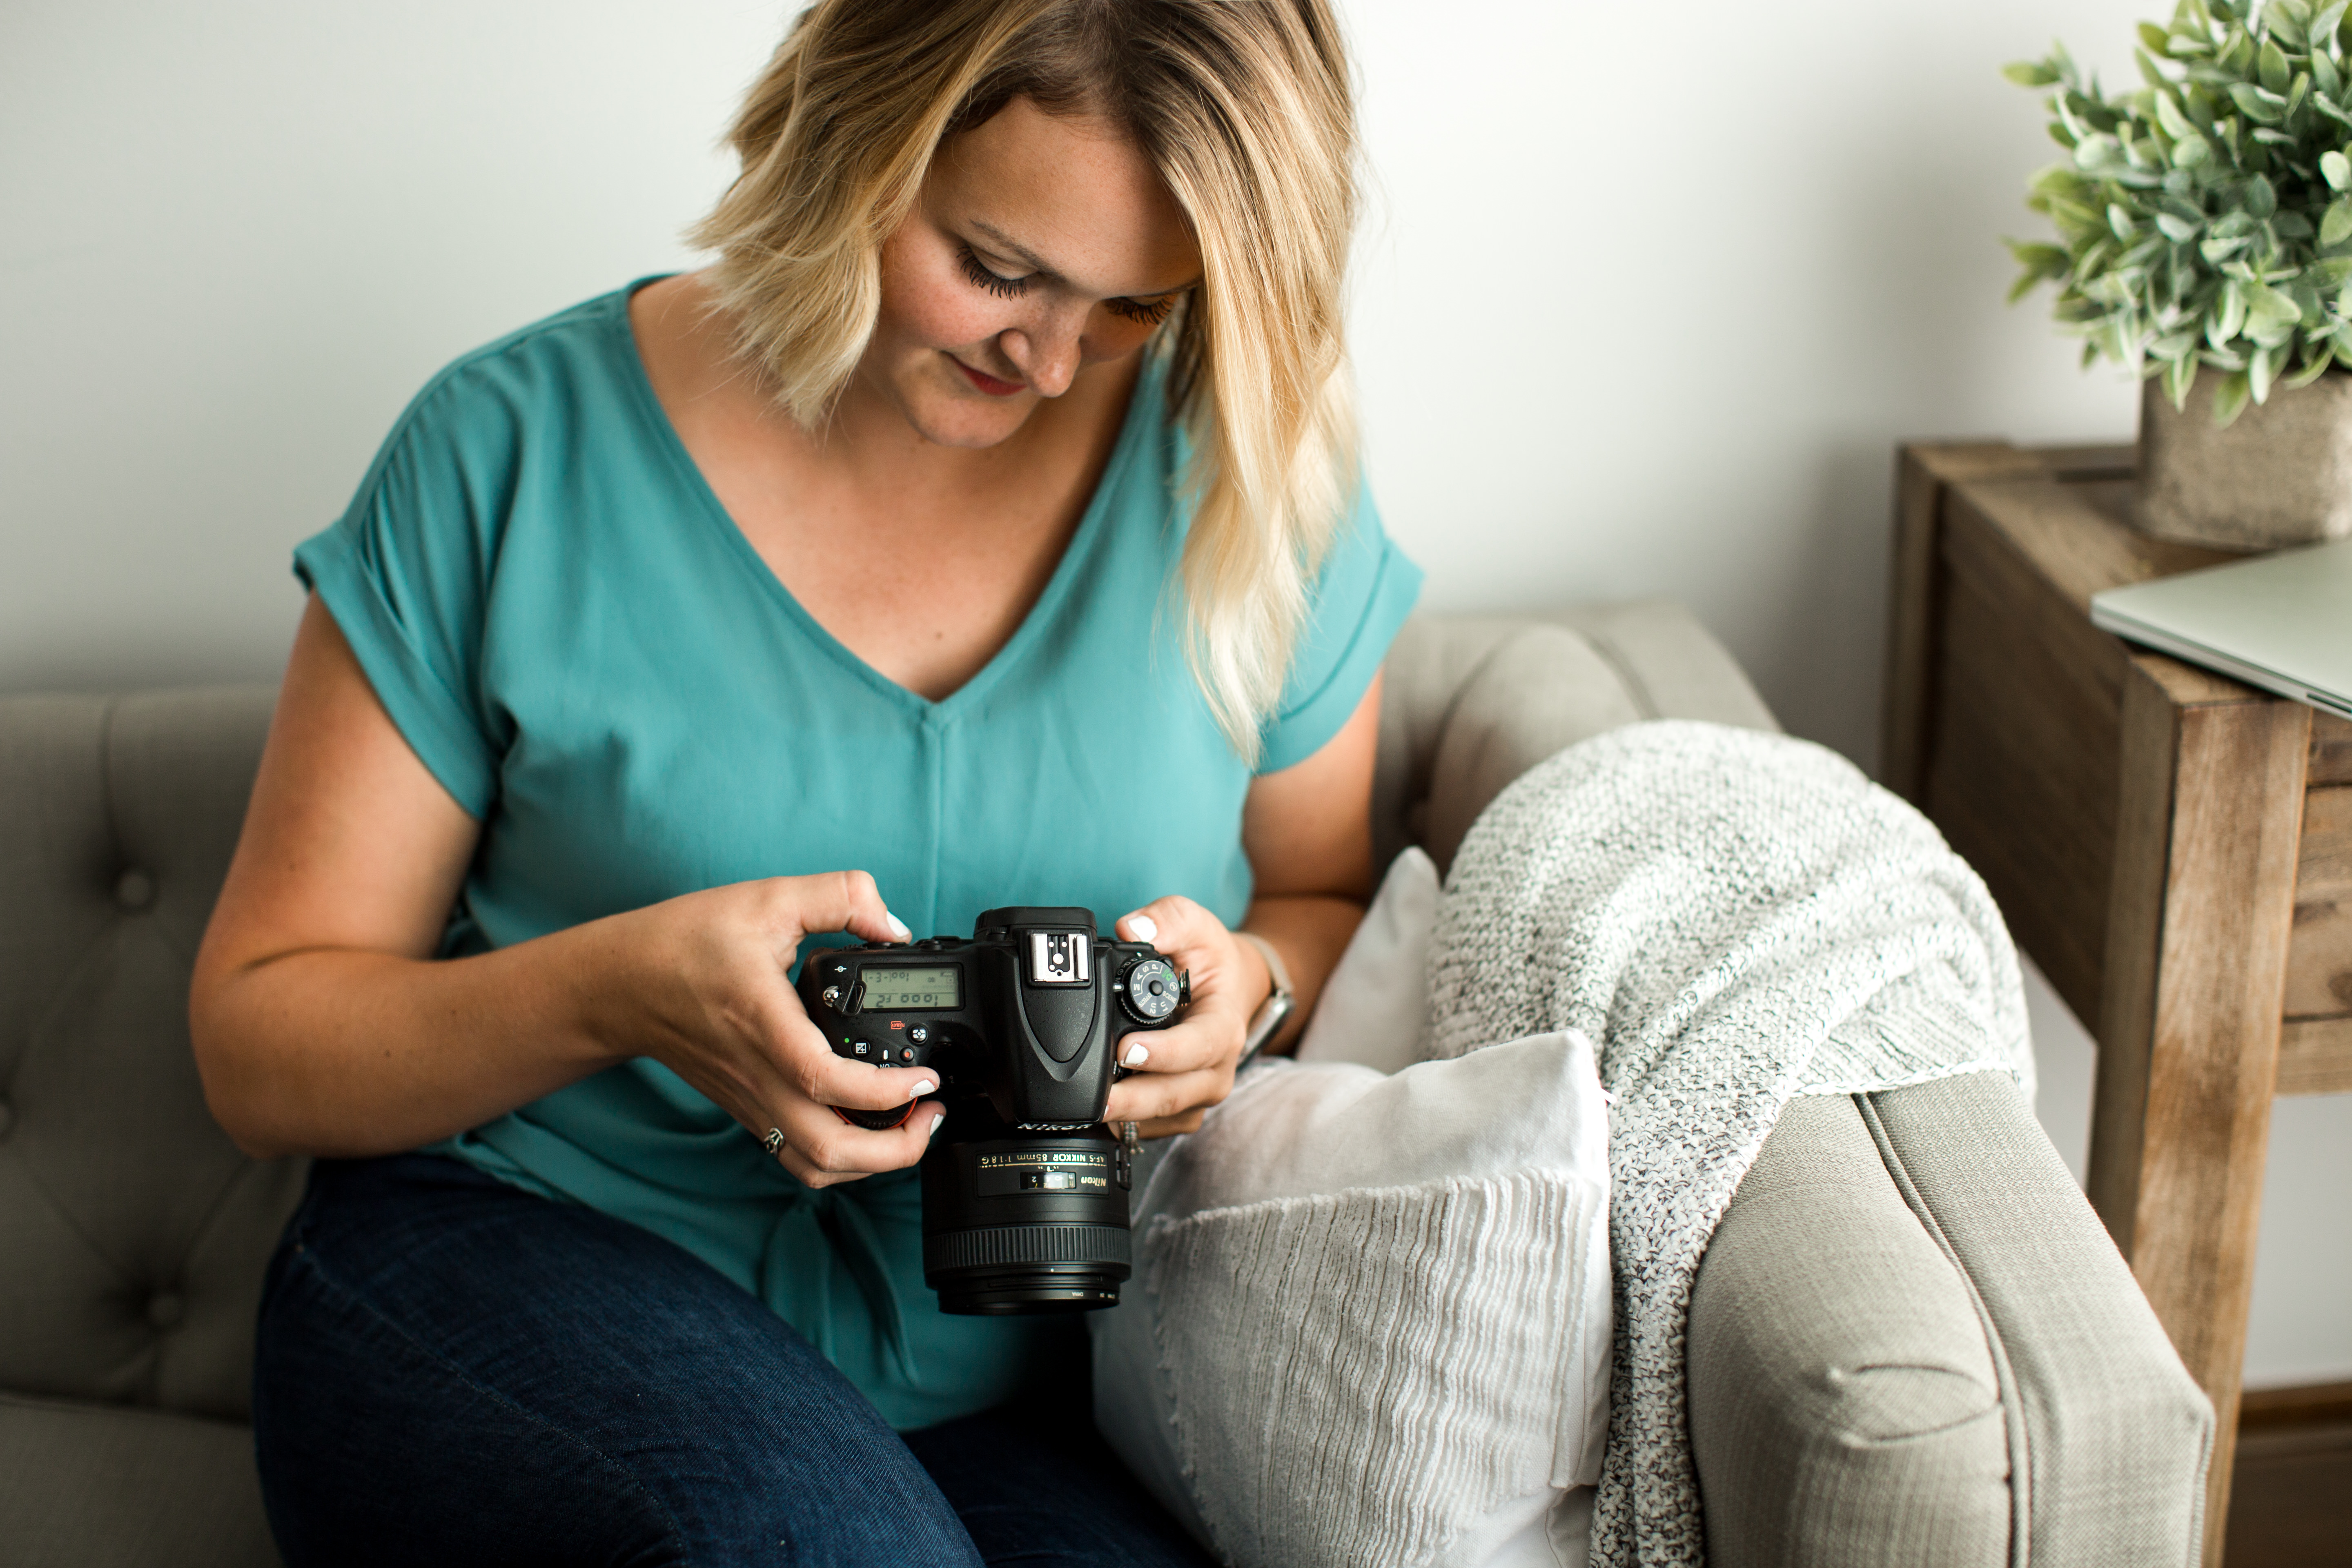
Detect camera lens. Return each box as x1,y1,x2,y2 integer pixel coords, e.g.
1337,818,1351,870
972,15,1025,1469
919,1098,1129,1314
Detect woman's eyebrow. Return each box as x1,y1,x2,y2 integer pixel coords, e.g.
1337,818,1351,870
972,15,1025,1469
967,219,1194,298
969,221,1057,278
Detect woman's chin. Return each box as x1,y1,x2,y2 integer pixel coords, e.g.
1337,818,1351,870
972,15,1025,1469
900,388,1036,450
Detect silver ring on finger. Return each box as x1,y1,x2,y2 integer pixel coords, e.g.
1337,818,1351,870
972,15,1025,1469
762,1127,786,1158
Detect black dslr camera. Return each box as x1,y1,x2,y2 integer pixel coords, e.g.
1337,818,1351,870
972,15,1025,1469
796,907,1187,1315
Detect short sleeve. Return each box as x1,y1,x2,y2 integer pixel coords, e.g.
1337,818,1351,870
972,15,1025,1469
1255,479,1423,773
292,371,513,819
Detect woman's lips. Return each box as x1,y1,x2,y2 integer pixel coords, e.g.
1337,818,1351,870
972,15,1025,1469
952,357,1026,397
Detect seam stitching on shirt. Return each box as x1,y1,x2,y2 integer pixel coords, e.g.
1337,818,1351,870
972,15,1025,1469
1263,542,1414,769
303,534,496,817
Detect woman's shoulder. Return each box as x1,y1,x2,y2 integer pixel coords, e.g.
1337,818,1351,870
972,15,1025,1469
351,281,652,484
316,279,668,582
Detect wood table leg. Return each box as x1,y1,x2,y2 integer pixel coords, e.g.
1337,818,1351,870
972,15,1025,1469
2091,654,2312,1566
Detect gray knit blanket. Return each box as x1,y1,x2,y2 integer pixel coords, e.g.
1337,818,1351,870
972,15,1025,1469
1421,721,2031,1568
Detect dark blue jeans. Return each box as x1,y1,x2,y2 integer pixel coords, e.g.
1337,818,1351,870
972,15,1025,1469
253,1154,1211,1567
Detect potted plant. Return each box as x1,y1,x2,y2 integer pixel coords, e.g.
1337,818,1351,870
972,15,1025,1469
2009,0,2352,547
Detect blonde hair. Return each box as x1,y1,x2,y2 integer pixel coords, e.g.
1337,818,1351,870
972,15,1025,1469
689,0,1361,760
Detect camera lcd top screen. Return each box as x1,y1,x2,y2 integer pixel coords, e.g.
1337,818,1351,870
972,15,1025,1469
860,965,961,1010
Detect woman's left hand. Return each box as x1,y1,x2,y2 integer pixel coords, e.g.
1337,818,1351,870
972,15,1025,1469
1101,895,1270,1138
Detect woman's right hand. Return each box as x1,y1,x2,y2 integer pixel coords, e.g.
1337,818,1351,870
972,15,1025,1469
590,870,944,1188
193,600,941,1172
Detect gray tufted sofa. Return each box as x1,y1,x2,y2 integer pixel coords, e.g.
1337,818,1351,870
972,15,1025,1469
2,602,2212,1566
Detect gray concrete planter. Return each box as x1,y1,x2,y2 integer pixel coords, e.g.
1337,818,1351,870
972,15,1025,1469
2136,370,2352,548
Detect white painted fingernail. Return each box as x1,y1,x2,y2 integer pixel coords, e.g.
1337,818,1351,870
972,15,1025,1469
911,1080,937,1098
1123,1042,1150,1067
929,1112,945,1136
1126,915,1157,943
886,912,911,940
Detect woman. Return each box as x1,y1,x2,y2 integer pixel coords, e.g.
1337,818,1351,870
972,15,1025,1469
190,1,1419,1562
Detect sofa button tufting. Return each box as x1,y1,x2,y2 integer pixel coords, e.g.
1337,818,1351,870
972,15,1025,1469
114,869,156,911
145,1291,184,1330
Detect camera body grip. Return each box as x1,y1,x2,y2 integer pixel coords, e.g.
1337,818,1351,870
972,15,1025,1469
796,906,1187,1131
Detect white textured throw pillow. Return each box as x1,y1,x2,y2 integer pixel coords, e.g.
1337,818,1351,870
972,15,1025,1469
1091,1032,1612,1568
1294,846,1440,1074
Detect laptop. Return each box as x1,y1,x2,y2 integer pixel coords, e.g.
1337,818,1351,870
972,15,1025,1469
2089,537,2352,722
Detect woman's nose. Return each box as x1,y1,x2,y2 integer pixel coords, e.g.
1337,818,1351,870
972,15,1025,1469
997,316,1082,398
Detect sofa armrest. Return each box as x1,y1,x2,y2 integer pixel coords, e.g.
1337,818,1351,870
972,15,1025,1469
1689,1072,2211,1567
1866,1072,2212,1566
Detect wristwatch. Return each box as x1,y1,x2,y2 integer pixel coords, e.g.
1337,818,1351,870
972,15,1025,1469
1235,931,1296,1065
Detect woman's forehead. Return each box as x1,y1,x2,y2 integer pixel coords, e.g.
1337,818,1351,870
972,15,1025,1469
931,97,1200,297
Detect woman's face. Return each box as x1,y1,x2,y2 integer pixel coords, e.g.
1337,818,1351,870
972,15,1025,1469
862,96,1201,449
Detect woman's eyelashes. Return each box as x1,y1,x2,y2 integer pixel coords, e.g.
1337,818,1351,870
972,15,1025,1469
956,243,1178,326
1104,294,1178,325
957,243,1030,299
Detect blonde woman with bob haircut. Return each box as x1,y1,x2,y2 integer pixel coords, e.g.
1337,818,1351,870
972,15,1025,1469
192,1,1419,1561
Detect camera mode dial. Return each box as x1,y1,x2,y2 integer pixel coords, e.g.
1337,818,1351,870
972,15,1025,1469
1118,957,1185,1023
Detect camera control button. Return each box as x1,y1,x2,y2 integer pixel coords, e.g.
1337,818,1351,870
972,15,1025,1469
1121,958,1182,1022
820,986,842,1009
851,1041,870,1058
909,1025,930,1043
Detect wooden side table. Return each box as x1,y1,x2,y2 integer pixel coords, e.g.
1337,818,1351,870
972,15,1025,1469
1883,442,2352,1566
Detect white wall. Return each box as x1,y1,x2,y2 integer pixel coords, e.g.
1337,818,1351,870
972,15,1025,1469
2029,958,2352,1388
4,0,2345,1383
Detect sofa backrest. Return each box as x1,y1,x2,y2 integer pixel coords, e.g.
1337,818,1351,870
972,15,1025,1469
0,604,1775,1426
0,688,303,1423
1377,600,1777,876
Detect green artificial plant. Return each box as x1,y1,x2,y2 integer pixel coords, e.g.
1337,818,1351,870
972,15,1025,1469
2007,0,2352,425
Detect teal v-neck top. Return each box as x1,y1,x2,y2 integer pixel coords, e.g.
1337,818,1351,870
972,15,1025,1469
293,279,1421,1429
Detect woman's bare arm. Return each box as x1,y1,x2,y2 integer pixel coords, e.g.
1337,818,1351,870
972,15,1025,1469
1237,670,1382,1049
189,597,938,1180
1100,673,1380,1133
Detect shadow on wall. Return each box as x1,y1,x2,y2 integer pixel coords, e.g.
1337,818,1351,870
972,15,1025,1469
1760,445,1904,771
1727,68,2142,772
